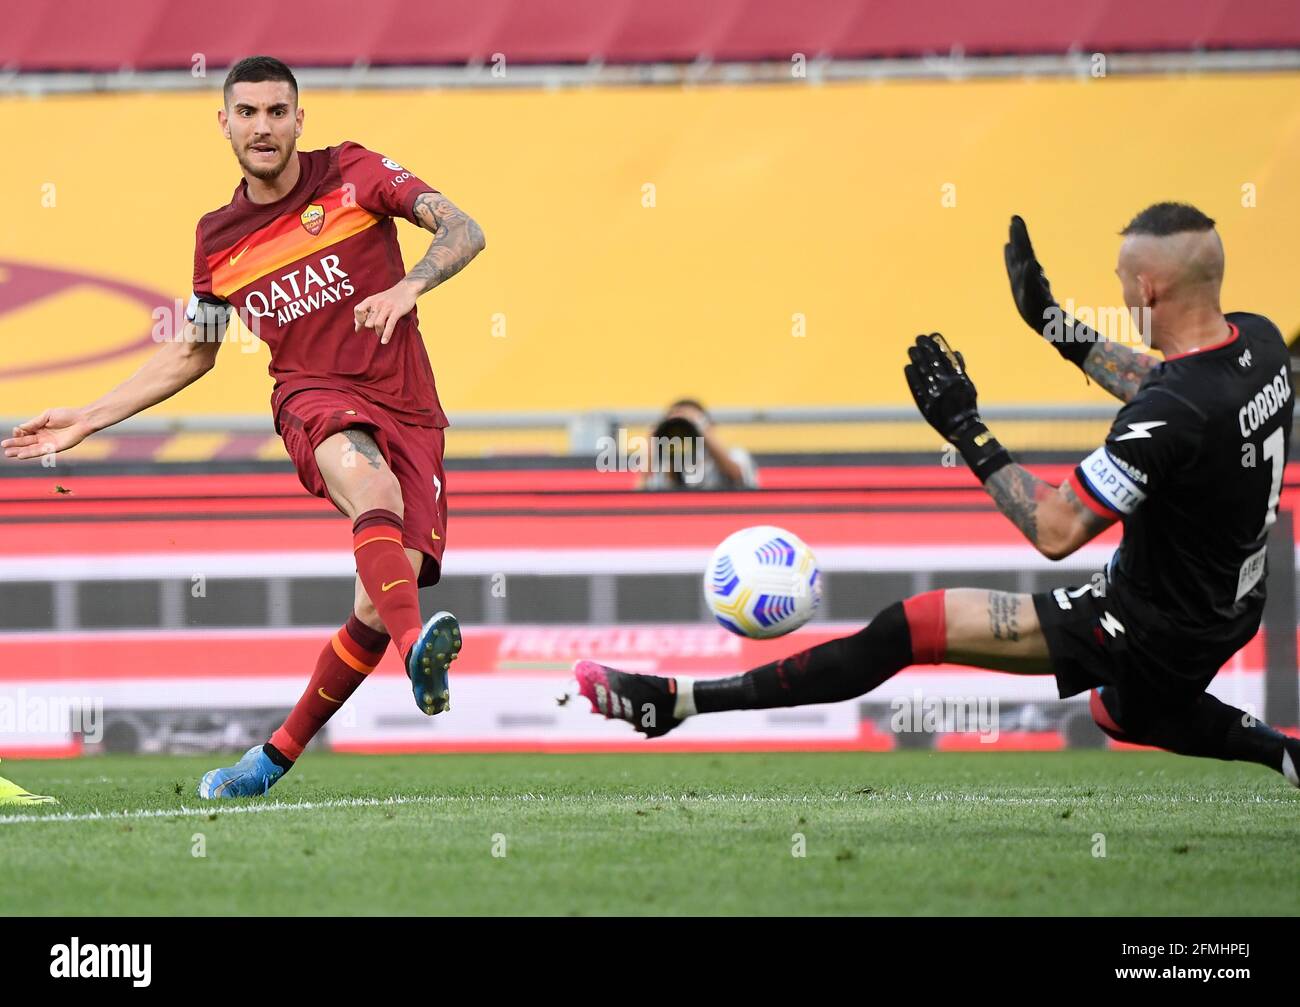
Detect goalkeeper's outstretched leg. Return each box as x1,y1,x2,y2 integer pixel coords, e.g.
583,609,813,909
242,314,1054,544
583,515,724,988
576,588,1047,738
575,587,1300,786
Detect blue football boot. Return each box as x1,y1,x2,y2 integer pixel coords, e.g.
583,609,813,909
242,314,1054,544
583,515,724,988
197,744,286,799
406,610,461,715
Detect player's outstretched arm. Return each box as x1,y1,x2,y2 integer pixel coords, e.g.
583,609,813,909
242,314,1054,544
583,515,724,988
2,322,221,461
354,191,486,344
904,332,1116,560
1004,214,1155,403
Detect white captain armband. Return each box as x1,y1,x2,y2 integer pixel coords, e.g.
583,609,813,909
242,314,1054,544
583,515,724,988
185,293,232,338
1077,446,1147,516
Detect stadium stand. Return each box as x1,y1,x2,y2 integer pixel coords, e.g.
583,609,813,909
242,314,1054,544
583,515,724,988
4,0,1300,70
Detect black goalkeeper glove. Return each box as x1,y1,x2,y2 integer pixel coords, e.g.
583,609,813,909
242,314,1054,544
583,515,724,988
1004,214,1100,368
904,333,1012,483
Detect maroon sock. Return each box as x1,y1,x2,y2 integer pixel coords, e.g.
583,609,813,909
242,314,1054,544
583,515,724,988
352,509,423,658
270,615,390,760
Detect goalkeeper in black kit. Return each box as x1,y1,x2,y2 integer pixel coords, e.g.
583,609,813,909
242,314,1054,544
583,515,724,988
575,202,1300,787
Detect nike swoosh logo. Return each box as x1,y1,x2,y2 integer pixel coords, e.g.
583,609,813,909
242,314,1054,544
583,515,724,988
229,245,252,266
318,687,342,704
213,775,242,798
381,579,410,592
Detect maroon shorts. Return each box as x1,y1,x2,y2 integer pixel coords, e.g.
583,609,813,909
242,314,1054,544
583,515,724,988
277,388,448,586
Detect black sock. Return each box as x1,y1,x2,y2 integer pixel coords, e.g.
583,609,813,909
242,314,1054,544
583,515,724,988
694,602,913,713
262,741,294,771
1127,693,1289,772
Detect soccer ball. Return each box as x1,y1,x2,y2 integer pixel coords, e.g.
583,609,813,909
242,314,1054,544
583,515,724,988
704,525,822,639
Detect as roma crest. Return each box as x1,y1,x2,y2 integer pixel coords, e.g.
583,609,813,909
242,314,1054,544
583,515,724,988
300,203,325,235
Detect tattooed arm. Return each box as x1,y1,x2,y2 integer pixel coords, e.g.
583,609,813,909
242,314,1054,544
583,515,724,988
984,464,1115,560
904,331,1118,560
404,191,487,294
1081,340,1157,403
353,191,486,344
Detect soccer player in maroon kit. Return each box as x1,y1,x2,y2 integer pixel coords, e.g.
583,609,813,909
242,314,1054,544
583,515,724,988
2,57,485,798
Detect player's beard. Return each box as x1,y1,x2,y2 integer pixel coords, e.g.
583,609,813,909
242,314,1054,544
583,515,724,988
236,141,295,182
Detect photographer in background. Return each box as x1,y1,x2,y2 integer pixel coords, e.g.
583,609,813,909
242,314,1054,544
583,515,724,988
642,399,759,491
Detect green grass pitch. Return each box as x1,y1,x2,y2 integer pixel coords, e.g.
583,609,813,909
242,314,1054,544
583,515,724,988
1,751,1296,916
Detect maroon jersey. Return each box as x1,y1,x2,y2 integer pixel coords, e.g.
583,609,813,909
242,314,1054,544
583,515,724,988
189,141,449,429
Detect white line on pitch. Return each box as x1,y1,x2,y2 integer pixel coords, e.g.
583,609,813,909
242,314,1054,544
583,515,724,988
1,789,1294,824
0,794,441,825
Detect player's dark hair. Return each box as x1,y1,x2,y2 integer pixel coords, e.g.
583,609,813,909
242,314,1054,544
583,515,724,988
1120,202,1216,237
223,56,298,106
